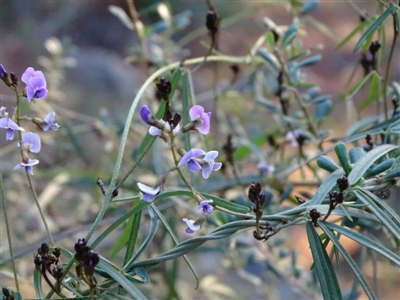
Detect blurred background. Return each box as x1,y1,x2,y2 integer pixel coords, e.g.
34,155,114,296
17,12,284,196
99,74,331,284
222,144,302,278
1,1,399,299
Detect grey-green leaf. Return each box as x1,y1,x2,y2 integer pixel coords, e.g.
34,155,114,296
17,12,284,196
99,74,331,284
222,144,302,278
318,221,377,300
306,221,342,300
322,222,400,267
98,258,147,299
334,143,352,175
353,4,395,53
317,155,340,173
348,144,399,185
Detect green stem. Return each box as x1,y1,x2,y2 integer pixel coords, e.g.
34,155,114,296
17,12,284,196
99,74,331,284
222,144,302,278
0,174,20,292
14,90,54,246
382,13,398,120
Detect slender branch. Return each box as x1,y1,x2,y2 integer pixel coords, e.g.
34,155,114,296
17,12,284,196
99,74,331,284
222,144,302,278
382,13,398,120
14,90,54,246
0,174,20,292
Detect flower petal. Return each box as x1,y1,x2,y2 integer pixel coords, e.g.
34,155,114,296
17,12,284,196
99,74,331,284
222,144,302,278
197,113,210,134
21,67,35,85
188,160,202,172
34,87,48,99
143,194,156,202
149,126,162,136
204,150,218,162
212,162,222,171
189,105,205,120
139,105,153,125
182,218,200,232
6,128,14,140
178,148,206,167
201,165,213,179
22,132,41,153
137,182,160,195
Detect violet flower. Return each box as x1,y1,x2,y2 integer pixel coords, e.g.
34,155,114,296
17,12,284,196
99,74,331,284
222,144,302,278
21,67,48,102
0,64,5,76
197,200,213,215
178,148,206,172
0,116,25,140
201,151,222,179
14,132,41,175
137,182,161,202
257,162,275,176
189,105,211,135
42,112,60,131
178,148,222,179
286,130,300,147
182,218,201,234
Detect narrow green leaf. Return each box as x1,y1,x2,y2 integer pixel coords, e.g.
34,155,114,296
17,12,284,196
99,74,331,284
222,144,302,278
281,23,298,48
181,69,193,151
348,144,399,185
318,221,377,300
354,188,400,239
91,200,148,249
123,210,143,265
349,147,366,164
345,71,378,100
353,4,396,53
309,169,344,205
360,72,381,110
317,155,340,173
151,203,199,289
110,214,135,258
306,222,342,300
322,222,400,267
335,20,368,51
335,143,352,175
339,205,353,222
33,268,44,299
169,67,182,102
124,206,159,270
98,258,147,300
365,158,394,177
382,167,400,179
365,186,400,225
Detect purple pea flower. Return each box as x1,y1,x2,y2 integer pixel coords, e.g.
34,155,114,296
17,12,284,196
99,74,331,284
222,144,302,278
182,218,201,234
189,105,211,135
139,105,154,125
286,129,300,147
201,151,222,179
0,116,25,140
14,132,41,175
178,148,205,172
178,148,222,179
0,64,5,76
197,200,213,215
21,67,48,102
42,112,60,131
257,161,275,176
137,182,161,202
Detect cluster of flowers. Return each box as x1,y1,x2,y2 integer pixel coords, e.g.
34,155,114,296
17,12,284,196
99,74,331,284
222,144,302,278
0,65,59,175
138,104,221,233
